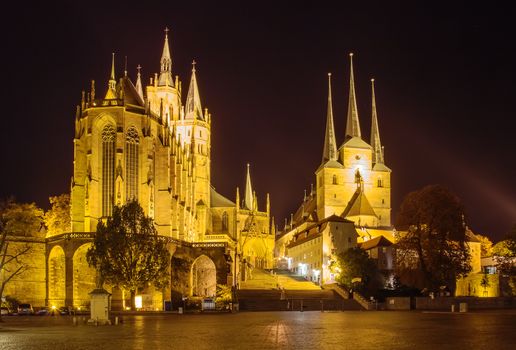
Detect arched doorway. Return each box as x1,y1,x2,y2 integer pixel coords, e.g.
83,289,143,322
48,246,66,307
73,243,97,309
191,255,216,297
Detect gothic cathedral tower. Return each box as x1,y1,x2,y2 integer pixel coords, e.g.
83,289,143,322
316,53,391,228
70,29,212,241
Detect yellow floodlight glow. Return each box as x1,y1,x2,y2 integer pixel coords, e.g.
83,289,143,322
51,305,56,310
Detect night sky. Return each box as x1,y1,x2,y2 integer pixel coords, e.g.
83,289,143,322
2,2,515,241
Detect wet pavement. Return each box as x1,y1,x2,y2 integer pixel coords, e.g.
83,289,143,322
1,310,515,349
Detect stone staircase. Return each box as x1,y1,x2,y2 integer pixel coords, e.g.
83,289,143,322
240,268,321,291
237,269,362,311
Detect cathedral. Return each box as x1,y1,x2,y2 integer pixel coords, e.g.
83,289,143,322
275,54,395,284
4,30,275,310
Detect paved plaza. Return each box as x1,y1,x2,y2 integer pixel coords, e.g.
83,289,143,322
1,310,515,349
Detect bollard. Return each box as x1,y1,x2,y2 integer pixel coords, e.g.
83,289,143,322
115,316,119,325
451,304,455,312
73,316,77,326
300,300,304,312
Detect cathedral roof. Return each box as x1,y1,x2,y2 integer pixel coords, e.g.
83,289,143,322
372,162,391,172
292,193,318,226
317,159,344,172
122,76,145,106
342,187,377,218
341,136,372,150
210,187,235,208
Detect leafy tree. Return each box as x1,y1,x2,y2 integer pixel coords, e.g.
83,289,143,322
44,194,71,237
395,185,471,293
493,224,516,275
334,247,379,293
1,198,44,321
86,200,171,310
0,198,44,238
475,233,493,258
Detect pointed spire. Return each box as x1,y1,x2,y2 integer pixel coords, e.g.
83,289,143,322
345,53,361,139
158,27,173,86
370,79,384,164
322,73,338,163
244,163,254,211
105,53,117,99
236,187,240,211
135,65,144,101
185,60,204,120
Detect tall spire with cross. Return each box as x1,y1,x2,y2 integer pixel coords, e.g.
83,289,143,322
135,64,144,101
185,60,204,120
370,78,384,164
105,53,117,99
244,163,254,211
158,27,173,86
345,53,361,139
322,73,338,164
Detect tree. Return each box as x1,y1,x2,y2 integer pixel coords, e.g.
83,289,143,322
86,200,171,310
395,185,471,293
334,247,379,293
44,194,71,237
1,198,44,321
493,224,516,275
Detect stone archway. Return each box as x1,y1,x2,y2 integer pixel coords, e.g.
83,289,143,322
72,243,96,309
191,255,216,297
48,245,66,307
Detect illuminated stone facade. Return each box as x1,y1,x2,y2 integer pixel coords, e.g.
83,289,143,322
3,30,274,309
276,56,393,284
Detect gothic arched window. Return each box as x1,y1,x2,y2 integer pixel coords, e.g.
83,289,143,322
332,175,338,185
125,127,140,201
377,178,383,188
102,124,116,216
222,212,229,231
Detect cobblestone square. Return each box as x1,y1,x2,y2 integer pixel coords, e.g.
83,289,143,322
1,311,515,350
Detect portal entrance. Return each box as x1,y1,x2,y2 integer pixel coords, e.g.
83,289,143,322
191,255,216,297
48,246,66,307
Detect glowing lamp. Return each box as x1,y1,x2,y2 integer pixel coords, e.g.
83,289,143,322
135,295,143,309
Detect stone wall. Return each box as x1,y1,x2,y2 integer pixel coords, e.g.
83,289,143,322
415,296,516,310
2,237,46,307
385,297,411,310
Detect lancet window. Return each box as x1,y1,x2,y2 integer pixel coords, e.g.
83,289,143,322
102,124,116,216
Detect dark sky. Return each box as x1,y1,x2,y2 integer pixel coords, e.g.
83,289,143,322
2,2,515,242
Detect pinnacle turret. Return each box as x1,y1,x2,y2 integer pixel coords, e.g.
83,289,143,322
244,163,254,211
370,78,384,164
185,60,204,120
105,53,117,99
322,73,338,164
135,64,144,101
158,27,173,86
345,53,361,139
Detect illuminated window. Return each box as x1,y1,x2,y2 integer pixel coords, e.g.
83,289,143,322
377,178,383,187
333,175,337,185
125,127,139,201
102,124,116,216
222,211,229,231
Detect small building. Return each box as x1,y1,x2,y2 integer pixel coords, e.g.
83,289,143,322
285,216,357,285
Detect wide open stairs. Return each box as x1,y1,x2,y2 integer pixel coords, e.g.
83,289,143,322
237,269,362,311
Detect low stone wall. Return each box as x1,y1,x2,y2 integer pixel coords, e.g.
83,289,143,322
385,297,411,310
415,297,516,310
